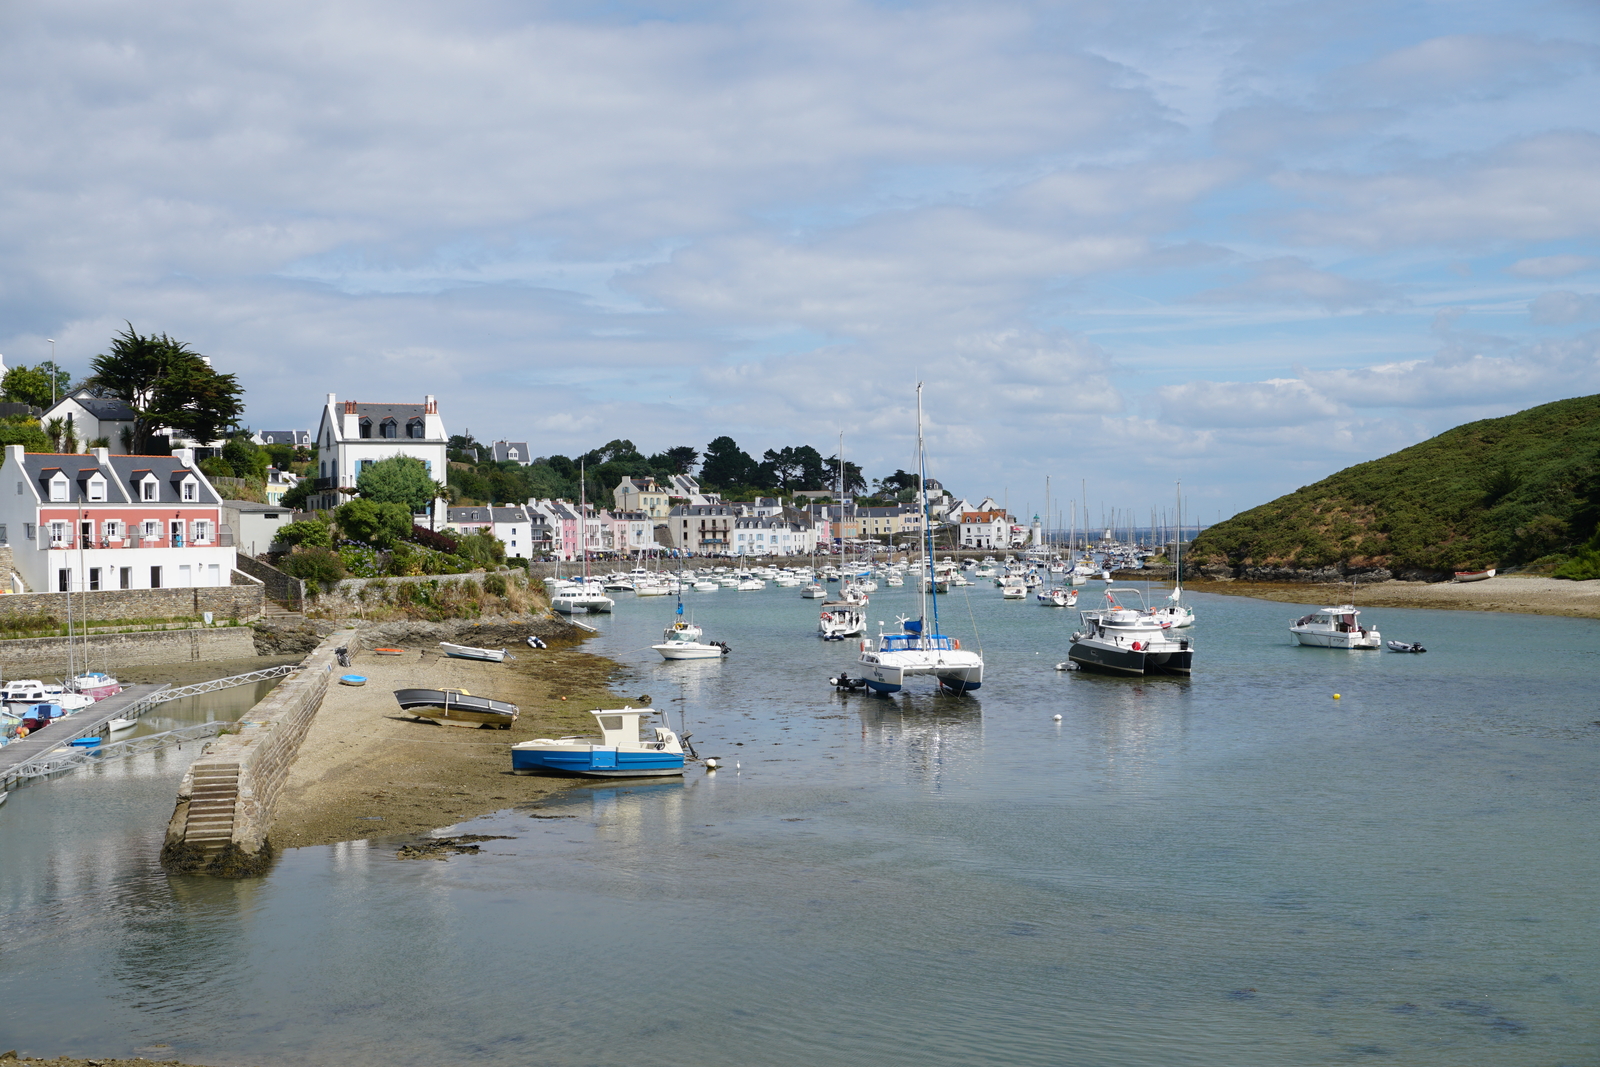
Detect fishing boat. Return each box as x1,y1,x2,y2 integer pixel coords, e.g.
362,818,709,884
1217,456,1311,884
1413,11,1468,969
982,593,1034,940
1066,588,1193,675
511,707,685,777
1036,587,1077,607
1289,606,1381,649
819,604,866,640
652,566,730,660
439,641,507,662
1453,568,1496,583
854,384,984,695
393,688,519,728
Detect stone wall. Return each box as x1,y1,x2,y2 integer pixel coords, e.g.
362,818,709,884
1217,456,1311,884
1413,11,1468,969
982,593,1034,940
163,625,362,876
0,626,258,674
236,554,306,609
0,582,264,623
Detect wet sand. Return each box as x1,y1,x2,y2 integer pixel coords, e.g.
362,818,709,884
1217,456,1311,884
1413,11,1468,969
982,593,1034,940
1187,574,1600,619
271,623,643,849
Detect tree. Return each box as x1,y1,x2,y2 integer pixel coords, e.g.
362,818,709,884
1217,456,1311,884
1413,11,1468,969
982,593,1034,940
88,325,244,453
1,364,69,409
649,445,699,476
278,478,315,511
827,455,866,495
701,436,759,489
335,498,413,547
877,469,918,495
274,520,332,548
222,434,270,479
355,455,436,511
0,418,51,452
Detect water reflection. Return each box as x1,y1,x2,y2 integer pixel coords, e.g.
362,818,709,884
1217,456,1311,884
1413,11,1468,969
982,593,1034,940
852,693,983,794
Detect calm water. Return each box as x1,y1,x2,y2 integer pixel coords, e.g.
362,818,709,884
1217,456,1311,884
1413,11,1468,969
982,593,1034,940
1,581,1596,1066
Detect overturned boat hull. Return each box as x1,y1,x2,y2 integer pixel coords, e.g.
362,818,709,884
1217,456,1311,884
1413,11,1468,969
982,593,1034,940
393,688,519,728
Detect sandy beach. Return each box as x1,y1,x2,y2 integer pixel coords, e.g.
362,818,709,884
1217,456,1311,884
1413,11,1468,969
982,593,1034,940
1186,573,1600,619
270,620,642,849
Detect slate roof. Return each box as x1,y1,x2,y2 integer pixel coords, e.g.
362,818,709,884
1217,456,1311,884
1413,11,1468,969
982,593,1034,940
74,397,138,421
16,453,218,505
259,430,311,446
491,441,530,463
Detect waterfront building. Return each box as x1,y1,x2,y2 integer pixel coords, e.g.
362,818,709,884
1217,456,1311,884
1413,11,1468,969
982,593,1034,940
444,505,547,559
960,509,1011,550
666,503,738,555
309,393,448,514
0,445,234,592
613,476,671,519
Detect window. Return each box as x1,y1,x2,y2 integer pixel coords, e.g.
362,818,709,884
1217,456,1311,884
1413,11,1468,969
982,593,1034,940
182,480,196,501
119,567,131,590
49,521,68,545
15,481,21,495
80,521,93,543
58,569,69,592
194,520,212,543
171,520,184,546
49,475,68,502
408,418,425,439
150,566,162,588
24,523,34,541
0,524,5,545
89,568,101,591
380,418,397,438
359,418,372,439
88,477,105,502
104,520,122,541
141,478,157,501
143,519,159,539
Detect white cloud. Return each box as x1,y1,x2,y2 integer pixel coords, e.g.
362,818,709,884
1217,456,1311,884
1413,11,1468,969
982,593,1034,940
1299,330,1600,408
1342,34,1599,104
1187,256,1401,310
1156,377,1343,428
1529,291,1600,325
1509,255,1599,278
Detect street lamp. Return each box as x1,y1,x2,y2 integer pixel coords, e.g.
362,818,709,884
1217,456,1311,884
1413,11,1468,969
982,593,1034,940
45,339,57,406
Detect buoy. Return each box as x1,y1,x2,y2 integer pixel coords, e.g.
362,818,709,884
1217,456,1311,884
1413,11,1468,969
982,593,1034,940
1052,714,1062,721
1333,693,1341,700
705,757,720,770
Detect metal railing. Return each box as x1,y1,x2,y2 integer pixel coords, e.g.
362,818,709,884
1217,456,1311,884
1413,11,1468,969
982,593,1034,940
4,721,229,783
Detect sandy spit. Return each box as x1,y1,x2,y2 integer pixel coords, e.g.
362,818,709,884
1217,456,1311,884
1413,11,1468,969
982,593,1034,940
270,618,645,849
1186,573,1600,619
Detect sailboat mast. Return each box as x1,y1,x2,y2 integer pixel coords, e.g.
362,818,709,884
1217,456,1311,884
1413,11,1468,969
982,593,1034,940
1174,480,1183,589
917,383,939,638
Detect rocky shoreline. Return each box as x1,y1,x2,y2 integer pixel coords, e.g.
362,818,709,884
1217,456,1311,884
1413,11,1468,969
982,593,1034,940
1185,573,1600,619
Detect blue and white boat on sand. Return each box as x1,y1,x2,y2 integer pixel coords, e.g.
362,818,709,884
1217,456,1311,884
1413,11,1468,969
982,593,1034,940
511,707,685,777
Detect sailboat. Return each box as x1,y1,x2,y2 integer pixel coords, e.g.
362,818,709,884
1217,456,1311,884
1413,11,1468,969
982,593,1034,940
855,385,984,694
552,459,615,615
1148,481,1195,628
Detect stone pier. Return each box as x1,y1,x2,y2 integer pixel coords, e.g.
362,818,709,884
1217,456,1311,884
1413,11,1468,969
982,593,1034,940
161,625,363,877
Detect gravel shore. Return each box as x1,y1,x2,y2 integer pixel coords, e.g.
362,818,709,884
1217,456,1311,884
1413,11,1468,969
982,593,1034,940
1187,573,1600,618
270,617,641,849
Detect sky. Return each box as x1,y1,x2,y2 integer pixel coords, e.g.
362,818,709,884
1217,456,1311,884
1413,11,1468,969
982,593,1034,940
2,0,1598,528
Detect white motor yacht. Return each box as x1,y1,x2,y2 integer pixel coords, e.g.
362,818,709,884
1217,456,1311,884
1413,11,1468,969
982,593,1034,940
652,620,730,660
551,584,616,614
1067,588,1193,675
819,605,867,640
1289,605,1380,649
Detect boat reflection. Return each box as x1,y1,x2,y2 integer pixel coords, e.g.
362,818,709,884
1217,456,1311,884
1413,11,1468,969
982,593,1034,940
850,692,983,794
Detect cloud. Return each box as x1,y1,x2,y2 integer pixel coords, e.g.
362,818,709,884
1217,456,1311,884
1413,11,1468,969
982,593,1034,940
1187,256,1400,310
1529,291,1600,325
1341,34,1599,104
1508,255,1599,278
1299,330,1600,408
1274,133,1600,249
1156,377,1343,428
1212,103,1393,159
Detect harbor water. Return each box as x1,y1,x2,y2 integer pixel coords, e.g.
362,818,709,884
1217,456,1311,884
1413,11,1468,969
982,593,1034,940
0,582,1596,1066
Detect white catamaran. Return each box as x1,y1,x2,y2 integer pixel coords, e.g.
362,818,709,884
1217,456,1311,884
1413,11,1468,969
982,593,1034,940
855,384,984,695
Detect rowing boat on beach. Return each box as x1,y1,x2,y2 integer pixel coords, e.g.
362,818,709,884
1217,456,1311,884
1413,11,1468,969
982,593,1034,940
439,642,507,662
394,688,519,728
1453,568,1496,583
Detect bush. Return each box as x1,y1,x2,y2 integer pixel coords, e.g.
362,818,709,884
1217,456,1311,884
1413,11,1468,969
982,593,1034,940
408,524,459,552
336,499,413,547
275,520,332,549
279,546,346,585
484,573,509,597
455,529,506,570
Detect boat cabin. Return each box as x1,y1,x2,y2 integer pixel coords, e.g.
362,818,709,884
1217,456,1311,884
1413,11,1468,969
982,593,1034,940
592,708,655,746
1295,611,1361,633
878,632,960,652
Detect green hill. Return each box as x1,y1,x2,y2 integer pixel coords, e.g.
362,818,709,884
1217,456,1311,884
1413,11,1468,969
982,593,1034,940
1190,394,1600,579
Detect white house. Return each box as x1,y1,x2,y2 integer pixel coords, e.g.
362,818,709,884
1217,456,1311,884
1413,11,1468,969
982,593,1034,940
959,509,1011,550
445,505,544,559
40,391,139,452
730,515,814,557
0,445,234,593
490,441,532,465
310,393,448,513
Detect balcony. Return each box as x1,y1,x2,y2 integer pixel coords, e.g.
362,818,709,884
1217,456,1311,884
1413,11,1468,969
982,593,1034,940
315,477,338,491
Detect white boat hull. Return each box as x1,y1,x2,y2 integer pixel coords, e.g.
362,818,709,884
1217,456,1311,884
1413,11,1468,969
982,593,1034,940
652,642,727,660
1290,629,1381,649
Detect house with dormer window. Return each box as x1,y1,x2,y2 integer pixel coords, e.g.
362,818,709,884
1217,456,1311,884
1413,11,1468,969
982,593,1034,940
0,445,233,592
310,393,448,513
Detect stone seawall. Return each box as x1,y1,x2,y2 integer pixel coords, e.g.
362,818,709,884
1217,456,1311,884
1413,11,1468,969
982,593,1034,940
0,626,258,674
162,626,361,877
0,582,265,623
236,554,306,609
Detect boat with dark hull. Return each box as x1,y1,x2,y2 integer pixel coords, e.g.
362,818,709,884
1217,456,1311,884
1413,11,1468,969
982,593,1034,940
393,688,519,728
1066,588,1193,676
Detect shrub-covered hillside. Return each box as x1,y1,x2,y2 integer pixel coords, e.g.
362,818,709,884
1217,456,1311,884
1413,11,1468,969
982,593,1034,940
1190,394,1600,577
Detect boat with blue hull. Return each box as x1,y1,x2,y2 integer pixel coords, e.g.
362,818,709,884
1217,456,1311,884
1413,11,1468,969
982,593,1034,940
511,707,685,778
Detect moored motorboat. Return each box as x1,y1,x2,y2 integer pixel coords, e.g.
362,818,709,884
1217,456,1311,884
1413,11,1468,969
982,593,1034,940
551,586,616,614
511,707,685,777
1036,587,1077,607
393,688,519,728
1066,588,1193,675
439,641,507,663
652,620,730,660
819,605,866,640
1289,605,1381,649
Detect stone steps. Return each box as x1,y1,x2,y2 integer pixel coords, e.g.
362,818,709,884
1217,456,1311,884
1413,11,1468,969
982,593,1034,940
185,764,240,849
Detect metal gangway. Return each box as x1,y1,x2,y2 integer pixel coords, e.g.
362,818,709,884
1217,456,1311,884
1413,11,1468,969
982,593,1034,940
1,663,301,791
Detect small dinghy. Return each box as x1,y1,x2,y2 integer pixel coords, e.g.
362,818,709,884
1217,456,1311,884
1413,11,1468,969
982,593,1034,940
526,635,547,649
1386,640,1427,653
374,647,405,656
107,717,137,732
394,688,519,728
340,674,368,686
69,736,102,748
439,642,507,663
